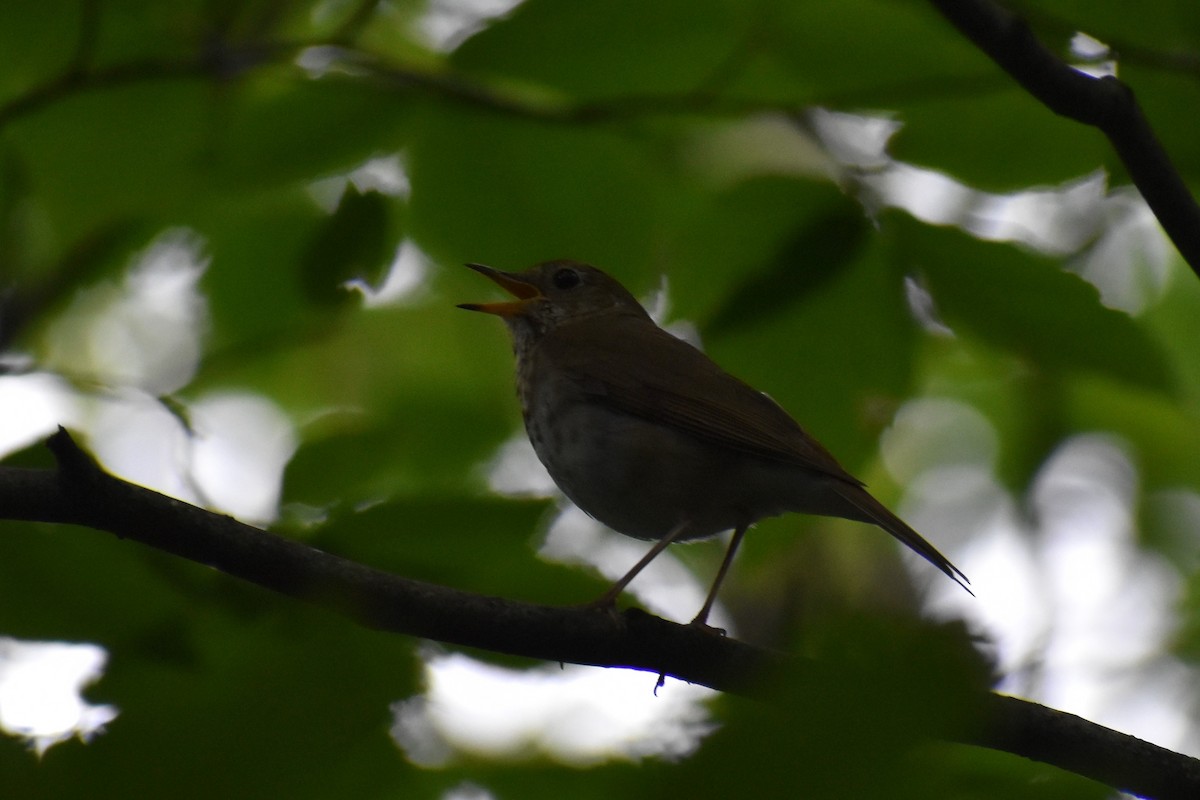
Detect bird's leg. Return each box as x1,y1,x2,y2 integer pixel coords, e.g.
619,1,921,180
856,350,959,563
690,524,749,627
593,520,692,608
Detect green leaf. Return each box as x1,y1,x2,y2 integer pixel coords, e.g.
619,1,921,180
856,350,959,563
209,74,415,192
706,202,872,336
729,0,986,105
406,104,664,271
453,0,745,101
300,188,395,306
706,227,920,469
7,81,214,242
655,177,863,323
891,89,1112,190
192,188,329,357
897,217,1175,392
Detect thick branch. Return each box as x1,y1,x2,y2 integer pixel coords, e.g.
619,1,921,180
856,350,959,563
972,694,1200,800
2,429,779,693
928,0,1200,279
2,429,1199,798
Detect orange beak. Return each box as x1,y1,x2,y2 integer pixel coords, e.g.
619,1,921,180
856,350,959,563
457,263,543,317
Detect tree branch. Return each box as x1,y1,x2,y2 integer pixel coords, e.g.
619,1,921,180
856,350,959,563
2,428,1199,798
974,694,1200,800
927,0,1200,279
2,428,780,694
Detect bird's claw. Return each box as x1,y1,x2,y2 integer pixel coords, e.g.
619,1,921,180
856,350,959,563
687,618,727,636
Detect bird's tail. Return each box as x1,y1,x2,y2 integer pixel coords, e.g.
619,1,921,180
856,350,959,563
832,483,972,595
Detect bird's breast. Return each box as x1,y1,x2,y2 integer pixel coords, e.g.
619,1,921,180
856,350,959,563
516,352,808,541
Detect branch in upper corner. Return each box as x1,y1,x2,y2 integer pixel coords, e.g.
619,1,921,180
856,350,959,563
926,0,1200,280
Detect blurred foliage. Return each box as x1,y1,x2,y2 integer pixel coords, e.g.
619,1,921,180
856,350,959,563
1,0,1198,798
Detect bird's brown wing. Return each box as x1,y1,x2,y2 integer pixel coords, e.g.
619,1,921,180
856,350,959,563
541,316,863,487
542,316,971,590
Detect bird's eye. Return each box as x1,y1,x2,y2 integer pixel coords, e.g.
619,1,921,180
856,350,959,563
552,268,581,290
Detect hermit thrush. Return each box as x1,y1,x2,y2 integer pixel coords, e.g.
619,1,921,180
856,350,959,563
460,260,969,625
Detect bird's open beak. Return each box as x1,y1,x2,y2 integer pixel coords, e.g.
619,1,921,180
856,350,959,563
457,263,543,317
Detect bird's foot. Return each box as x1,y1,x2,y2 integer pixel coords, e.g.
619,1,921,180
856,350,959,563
686,616,727,636
578,591,622,616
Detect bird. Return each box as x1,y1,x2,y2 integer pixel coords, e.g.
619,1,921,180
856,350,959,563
459,260,969,626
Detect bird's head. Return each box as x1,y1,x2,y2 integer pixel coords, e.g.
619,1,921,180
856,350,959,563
458,260,649,337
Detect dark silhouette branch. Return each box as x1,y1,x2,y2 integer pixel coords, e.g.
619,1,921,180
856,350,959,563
2,428,779,694
973,694,1200,800
2,428,1199,799
928,0,1200,279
